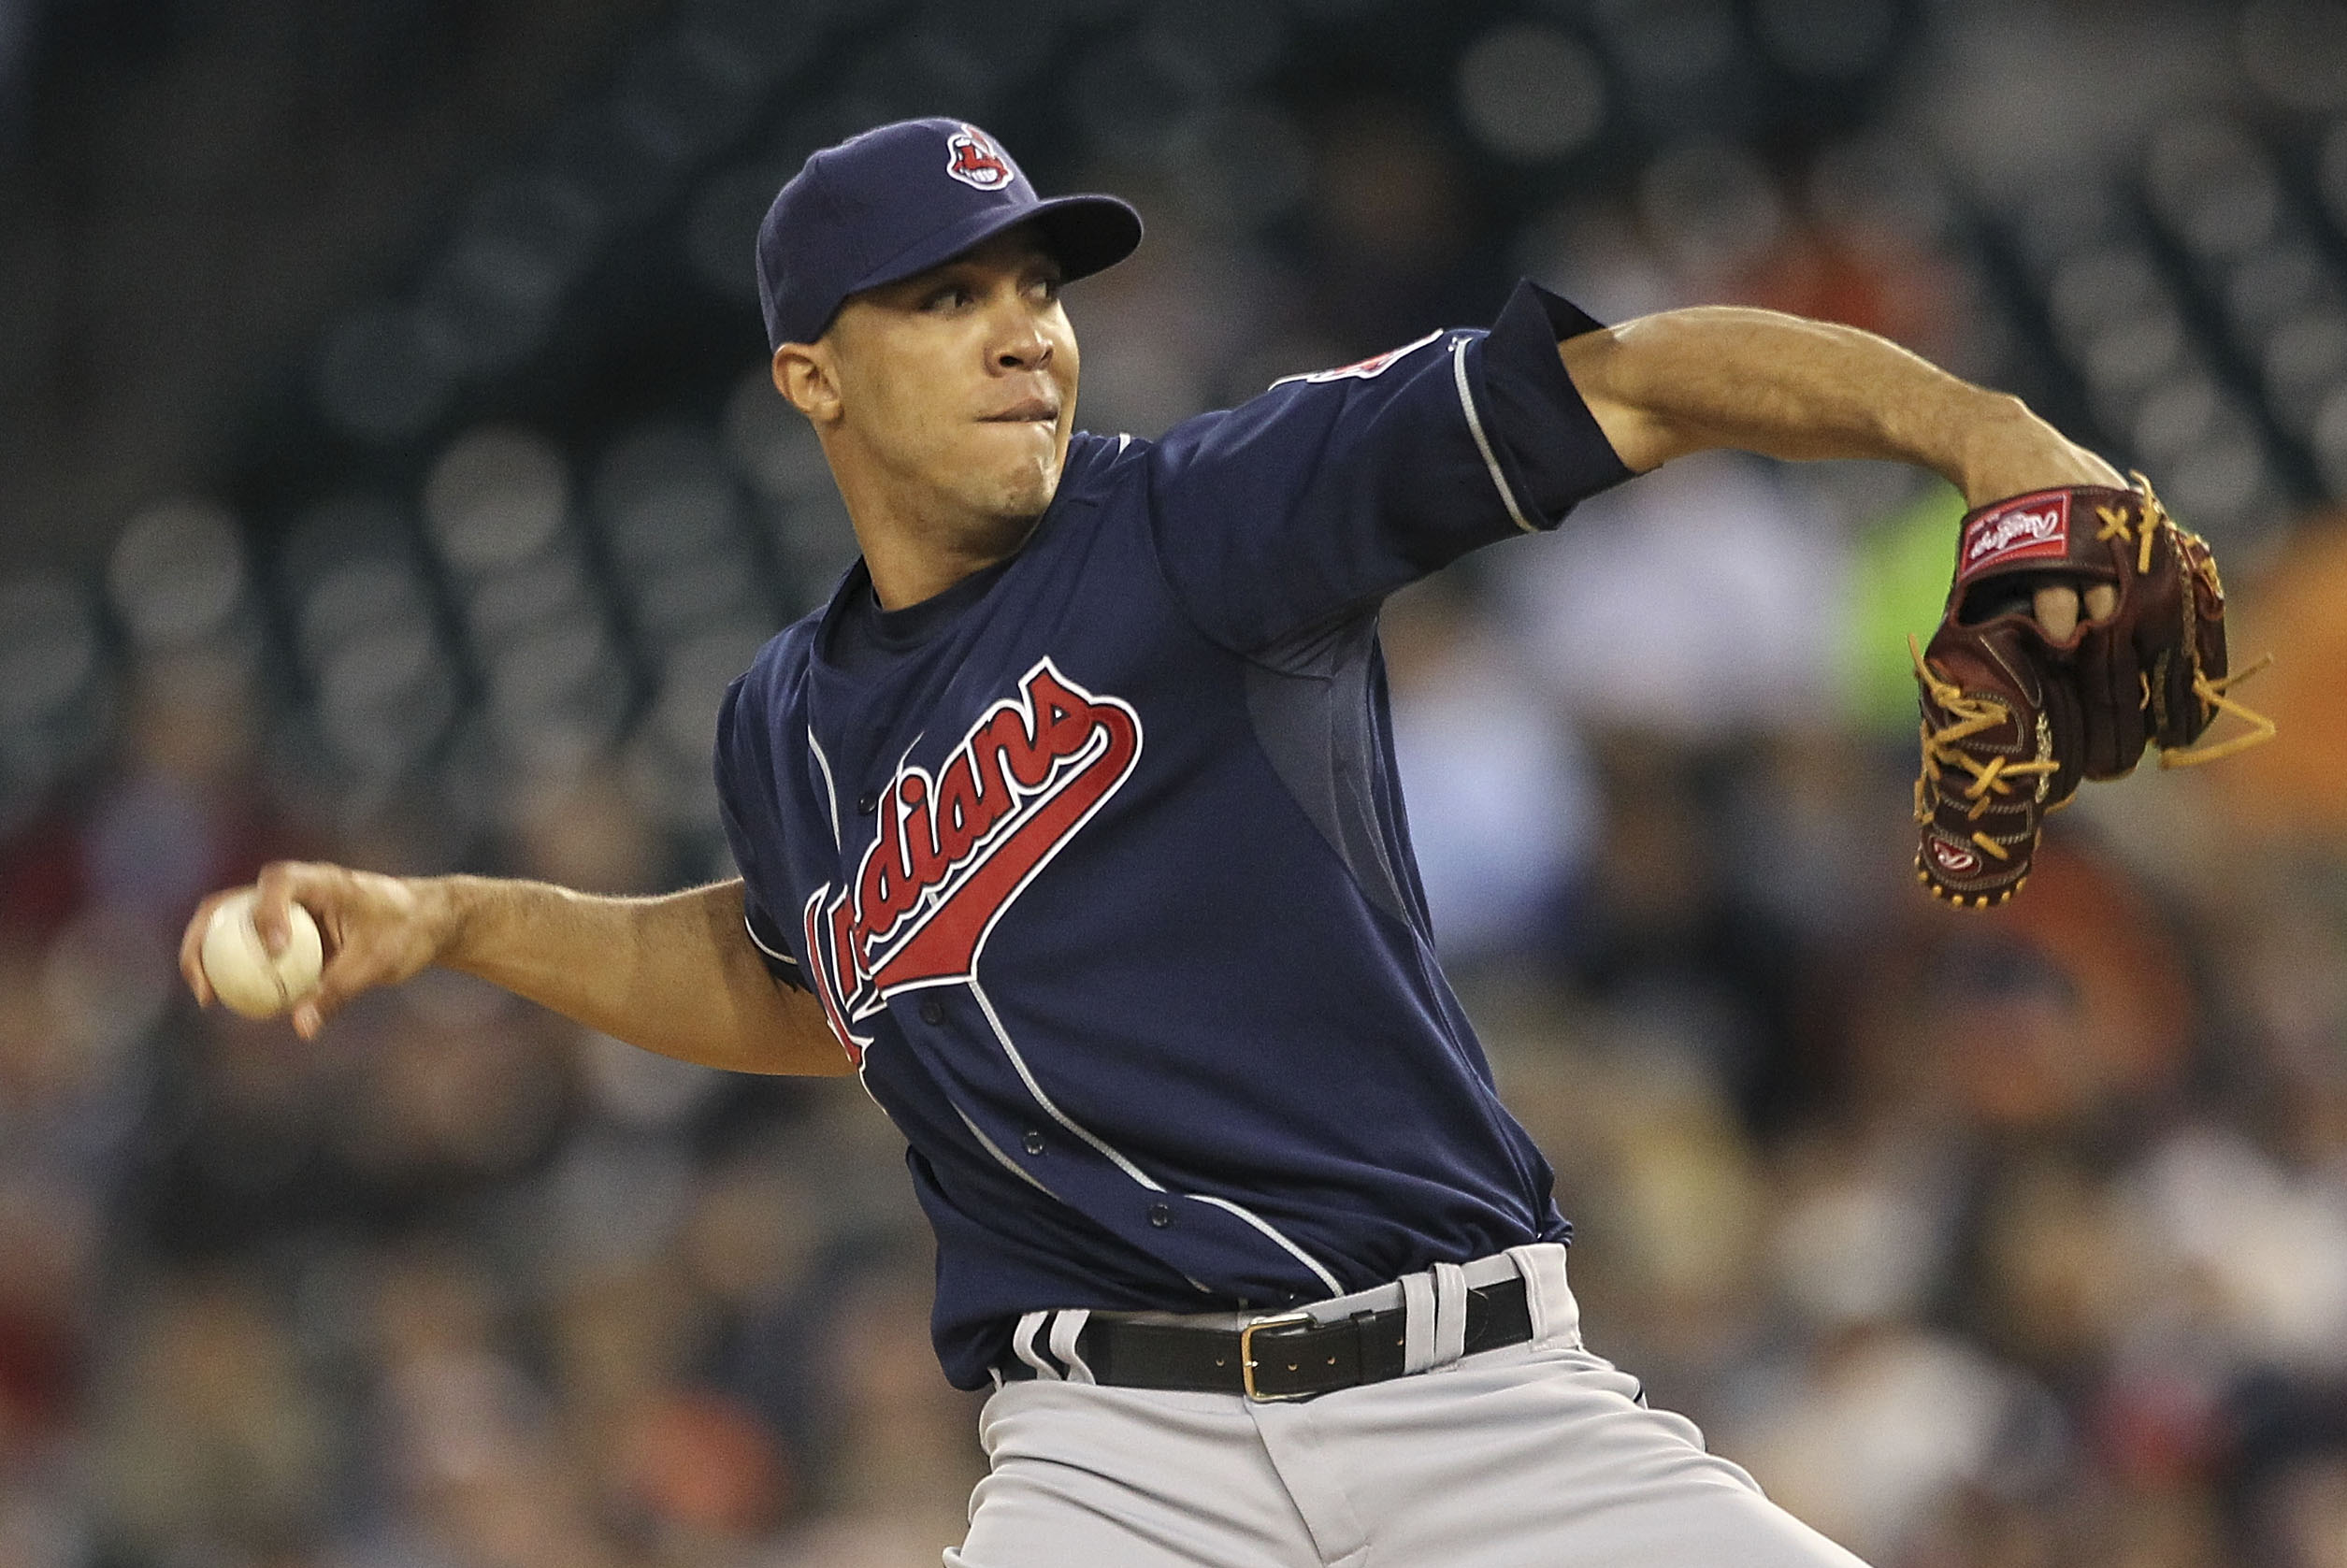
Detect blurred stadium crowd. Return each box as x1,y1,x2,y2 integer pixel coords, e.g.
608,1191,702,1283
4,0,2347,1564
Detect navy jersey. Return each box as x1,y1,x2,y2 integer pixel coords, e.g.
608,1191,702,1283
715,281,1633,1388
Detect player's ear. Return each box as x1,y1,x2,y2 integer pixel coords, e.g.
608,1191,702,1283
772,341,842,424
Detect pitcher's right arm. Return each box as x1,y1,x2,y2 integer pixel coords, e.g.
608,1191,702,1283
180,867,853,1076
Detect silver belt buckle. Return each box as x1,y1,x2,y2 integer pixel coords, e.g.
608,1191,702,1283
1238,1309,1318,1403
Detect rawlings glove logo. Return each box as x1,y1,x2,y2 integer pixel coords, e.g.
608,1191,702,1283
1927,835,1981,876
803,658,1141,1062
1960,493,2069,580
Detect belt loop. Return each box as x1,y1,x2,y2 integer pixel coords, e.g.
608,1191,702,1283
1012,1311,1061,1381
1048,1308,1096,1384
1431,1261,1468,1367
1504,1243,1577,1347
1401,1271,1437,1374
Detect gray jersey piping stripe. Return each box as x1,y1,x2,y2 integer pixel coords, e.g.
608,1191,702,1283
1451,336,1537,535
1188,1196,1344,1295
853,1055,890,1112
742,915,799,968
953,1102,1061,1199
970,978,1166,1190
807,728,842,849
969,978,1345,1293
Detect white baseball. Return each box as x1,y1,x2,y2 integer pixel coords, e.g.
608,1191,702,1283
200,888,324,1019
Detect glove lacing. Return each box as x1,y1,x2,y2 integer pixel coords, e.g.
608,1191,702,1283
1908,634,2059,864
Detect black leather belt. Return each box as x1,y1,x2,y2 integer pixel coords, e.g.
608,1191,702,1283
999,1275,1533,1402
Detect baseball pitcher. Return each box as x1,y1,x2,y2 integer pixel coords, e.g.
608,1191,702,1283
181,119,2262,1566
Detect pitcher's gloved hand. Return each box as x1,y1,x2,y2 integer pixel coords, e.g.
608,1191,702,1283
1911,476,2273,907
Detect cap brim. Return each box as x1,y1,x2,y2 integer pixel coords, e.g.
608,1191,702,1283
848,193,1143,302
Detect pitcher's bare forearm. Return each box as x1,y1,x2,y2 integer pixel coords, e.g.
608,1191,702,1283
1561,307,2125,504
182,866,850,1075
436,877,850,1075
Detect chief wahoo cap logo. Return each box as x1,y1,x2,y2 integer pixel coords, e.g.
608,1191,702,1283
944,124,1016,190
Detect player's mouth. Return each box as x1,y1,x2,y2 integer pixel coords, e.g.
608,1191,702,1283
980,397,1059,424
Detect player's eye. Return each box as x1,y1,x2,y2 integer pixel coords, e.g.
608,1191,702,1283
923,283,975,311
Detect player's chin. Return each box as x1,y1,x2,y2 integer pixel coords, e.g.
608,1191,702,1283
997,471,1059,521
968,446,1060,517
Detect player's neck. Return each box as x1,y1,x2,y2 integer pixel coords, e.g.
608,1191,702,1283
845,484,1046,611
818,418,1065,610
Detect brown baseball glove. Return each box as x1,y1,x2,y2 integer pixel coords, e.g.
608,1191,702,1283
1911,476,2272,907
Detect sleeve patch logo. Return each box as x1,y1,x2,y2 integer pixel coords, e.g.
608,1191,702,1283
944,124,1017,190
801,657,1142,1064
1960,492,2069,580
1273,328,1445,387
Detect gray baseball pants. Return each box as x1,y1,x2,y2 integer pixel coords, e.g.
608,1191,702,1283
946,1244,1869,1568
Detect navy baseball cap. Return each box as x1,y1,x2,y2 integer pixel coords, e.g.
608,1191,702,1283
756,119,1143,351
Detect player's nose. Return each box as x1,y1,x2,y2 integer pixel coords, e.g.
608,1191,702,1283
992,332,1050,373
988,297,1054,373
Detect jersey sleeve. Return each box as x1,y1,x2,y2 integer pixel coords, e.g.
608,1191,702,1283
1146,281,1634,653
713,669,812,993
738,886,807,990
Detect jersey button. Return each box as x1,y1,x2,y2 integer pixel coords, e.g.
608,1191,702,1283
856,793,876,813
1147,1202,1173,1229
918,998,943,1025
1022,1130,1045,1157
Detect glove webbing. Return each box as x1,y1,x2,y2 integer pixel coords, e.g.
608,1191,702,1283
2110,473,2276,769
